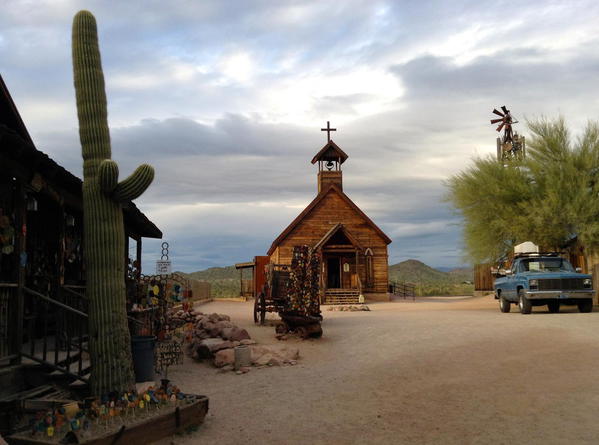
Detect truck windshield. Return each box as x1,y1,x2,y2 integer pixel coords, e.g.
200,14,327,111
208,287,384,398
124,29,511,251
520,258,575,273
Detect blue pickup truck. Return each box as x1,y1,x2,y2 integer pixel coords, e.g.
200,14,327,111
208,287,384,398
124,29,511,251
493,254,594,314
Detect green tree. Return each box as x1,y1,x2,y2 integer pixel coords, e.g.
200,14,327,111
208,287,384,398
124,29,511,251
445,117,599,263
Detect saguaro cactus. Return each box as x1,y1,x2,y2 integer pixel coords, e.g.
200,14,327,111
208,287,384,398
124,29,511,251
72,10,154,395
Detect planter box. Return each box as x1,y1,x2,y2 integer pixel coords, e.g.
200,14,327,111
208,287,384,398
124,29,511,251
7,395,209,445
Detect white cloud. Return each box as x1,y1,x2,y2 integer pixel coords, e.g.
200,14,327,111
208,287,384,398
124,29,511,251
5,0,599,271
218,51,255,85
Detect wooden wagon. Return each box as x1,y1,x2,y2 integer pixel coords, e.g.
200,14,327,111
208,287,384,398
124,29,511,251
254,263,322,338
254,263,289,324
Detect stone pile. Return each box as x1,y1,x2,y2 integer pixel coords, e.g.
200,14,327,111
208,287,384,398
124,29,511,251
168,308,203,328
183,312,251,360
182,311,299,370
214,344,300,369
327,305,371,312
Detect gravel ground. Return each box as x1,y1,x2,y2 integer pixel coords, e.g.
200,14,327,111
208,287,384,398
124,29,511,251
163,296,599,445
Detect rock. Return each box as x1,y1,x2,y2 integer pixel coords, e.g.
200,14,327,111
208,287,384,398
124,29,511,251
216,320,235,330
255,353,274,366
249,345,270,362
279,346,300,360
240,339,256,345
240,366,251,373
201,321,218,333
221,327,250,342
250,344,299,366
207,325,223,337
222,364,234,372
267,357,281,366
214,348,235,367
208,313,231,323
236,370,243,375
197,338,234,359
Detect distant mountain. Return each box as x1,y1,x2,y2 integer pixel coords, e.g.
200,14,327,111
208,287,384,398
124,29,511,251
181,259,473,298
388,260,473,284
389,259,448,283
177,266,241,298
446,267,474,283
183,265,238,281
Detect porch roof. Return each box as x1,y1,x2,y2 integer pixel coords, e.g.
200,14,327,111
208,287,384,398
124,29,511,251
313,223,363,251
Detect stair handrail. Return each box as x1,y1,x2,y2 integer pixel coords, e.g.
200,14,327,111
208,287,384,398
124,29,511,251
60,285,142,326
23,286,88,318
61,285,88,301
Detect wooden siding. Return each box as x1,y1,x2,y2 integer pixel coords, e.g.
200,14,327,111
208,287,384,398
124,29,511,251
474,263,494,291
270,190,389,293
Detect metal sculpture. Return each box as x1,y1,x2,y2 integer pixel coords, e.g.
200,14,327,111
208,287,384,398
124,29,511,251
491,106,525,161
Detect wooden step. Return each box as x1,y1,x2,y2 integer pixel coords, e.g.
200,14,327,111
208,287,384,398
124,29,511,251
323,290,360,305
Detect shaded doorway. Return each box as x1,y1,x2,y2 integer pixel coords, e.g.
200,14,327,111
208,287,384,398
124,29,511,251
327,257,340,288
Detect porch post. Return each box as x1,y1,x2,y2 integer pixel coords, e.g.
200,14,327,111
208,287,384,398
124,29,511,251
12,180,26,365
136,237,142,279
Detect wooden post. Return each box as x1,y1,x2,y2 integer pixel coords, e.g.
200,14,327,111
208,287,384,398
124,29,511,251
58,206,65,287
11,180,26,365
593,263,599,305
239,268,243,297
136,237,142,279
124,234,130,283
355,249,359,292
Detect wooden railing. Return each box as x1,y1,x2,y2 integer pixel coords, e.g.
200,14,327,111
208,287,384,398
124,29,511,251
390,281,416,300
21,286,90,383
0,283,18,362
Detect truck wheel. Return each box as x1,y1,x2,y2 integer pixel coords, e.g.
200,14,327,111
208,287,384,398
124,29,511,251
518,290,532,314
547,301,560,313
499,295,511,313
578,300,593,313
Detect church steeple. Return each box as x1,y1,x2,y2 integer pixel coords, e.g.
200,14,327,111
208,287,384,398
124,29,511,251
311,124,348,193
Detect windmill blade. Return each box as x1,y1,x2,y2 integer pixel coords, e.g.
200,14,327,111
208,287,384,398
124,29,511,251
492,108,505,117
501,105,509,114
490,118,504,124
496,123,505,132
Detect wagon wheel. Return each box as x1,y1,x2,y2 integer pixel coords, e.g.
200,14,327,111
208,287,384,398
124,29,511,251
254,291,267,324
295,326,309,339
258,292,267,325
311,326,323,338
254,292,264,324
275,322,289,334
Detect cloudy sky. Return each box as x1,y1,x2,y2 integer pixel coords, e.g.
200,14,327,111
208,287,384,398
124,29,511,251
2,0,599,272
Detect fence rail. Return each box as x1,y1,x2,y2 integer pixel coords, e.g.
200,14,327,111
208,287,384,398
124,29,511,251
390,281,416,300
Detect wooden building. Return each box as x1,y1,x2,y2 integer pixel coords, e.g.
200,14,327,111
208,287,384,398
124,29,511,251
267,137,392,304
0,75,162,397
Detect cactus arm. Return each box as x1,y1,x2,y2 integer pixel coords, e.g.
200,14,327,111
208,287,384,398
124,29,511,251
98,159,119,194
113,164,155,202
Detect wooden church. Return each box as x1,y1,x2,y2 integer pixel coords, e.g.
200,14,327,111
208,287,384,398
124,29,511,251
267,125,392,304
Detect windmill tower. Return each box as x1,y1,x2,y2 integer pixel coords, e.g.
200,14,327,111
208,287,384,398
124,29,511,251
490,105,525,162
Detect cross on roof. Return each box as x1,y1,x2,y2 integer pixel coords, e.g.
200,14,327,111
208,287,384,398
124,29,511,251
321,121,336,142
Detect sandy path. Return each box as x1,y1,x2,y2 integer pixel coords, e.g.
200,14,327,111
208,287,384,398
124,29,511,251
164,296,599,444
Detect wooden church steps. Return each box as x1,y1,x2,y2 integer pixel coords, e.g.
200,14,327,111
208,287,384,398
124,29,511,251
323,289,360,305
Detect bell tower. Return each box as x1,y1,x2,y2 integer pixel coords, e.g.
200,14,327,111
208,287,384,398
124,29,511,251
311,121,348,194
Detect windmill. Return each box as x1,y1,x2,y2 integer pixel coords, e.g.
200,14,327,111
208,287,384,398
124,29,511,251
491,105,525,162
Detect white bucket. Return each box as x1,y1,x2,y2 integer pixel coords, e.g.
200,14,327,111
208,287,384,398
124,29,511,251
234,345,251,370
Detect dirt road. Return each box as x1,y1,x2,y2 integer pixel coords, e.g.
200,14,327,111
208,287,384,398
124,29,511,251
167,296,599,444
